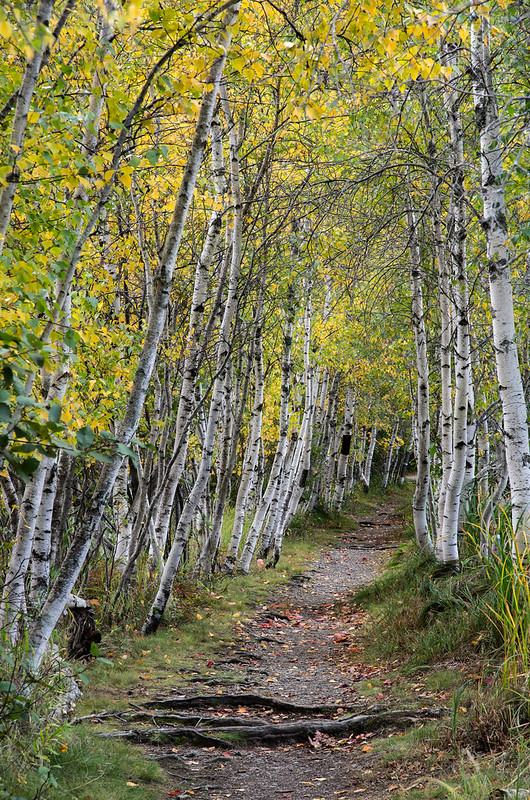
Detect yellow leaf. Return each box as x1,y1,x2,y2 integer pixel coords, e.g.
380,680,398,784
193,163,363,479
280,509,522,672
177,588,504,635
126,782,138,786
0,19,12,39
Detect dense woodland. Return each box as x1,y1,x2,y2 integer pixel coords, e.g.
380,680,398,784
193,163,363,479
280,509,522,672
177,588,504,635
1,0,530,786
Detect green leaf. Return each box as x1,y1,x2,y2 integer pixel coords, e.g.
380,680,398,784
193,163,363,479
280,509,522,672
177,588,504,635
76,425,94,449
95,656,114,666
0,403,11,422
15,395,38,407
30,351,45,367
48,403,61,423
2,366,13,387
64,328,78,351
92,451,113,463
145,148,159,165
19,457,40,476
117,442,138,462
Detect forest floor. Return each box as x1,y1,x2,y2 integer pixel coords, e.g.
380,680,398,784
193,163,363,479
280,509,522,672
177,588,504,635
85,498,459,800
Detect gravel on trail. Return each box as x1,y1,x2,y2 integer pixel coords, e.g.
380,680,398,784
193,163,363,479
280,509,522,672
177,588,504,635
103,505,443,799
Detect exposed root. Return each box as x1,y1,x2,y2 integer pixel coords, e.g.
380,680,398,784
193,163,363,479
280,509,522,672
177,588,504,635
98,707,448,747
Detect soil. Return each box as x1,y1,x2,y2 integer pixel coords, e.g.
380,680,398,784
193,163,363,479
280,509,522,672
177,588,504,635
99,503,450,798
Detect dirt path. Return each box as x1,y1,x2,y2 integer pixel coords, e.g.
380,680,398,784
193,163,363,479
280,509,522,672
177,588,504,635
100,504,444,799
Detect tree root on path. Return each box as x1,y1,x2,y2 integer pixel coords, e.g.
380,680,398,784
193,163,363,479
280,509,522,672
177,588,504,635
141,692,361,715
98,707,448,747
74,710,271,727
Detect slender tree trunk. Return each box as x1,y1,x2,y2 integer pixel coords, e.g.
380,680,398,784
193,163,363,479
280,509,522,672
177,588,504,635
303,372,339,513
268,286,315,566
470,7,530,553
237,287,296,574
408,205,435,556
332,387,354,509
141,76,244,635
0,461,48,637
151,112,228,555
382,417,400,491
224,288,265,570
438,52,470,566
28,458,58,610
360,424,377,493
25,11,240,672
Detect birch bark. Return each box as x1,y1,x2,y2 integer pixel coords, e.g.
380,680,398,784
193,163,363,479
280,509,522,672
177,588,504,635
418,83,453,537
151,111,228,555
470,8,530,553
360,424,377,492
381,417,400,492
408,205,435,556
26,9,240,671
268,287,315,566
141,78,243,635
224,288,265,570
332,386,354,509
438,50,471,566
237,287,296,573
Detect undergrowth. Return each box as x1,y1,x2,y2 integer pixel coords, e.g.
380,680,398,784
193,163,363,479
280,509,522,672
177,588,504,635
351,499,530,799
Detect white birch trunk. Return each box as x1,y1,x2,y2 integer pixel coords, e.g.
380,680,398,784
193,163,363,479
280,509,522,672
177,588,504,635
28,458,58,610
0,0,56,253
471,8,530,553
408,205,435,556
360,424,377,492
381,417,400,491
114,461,133,566
421,74,453,537
224,290,265,570
324,414,342,510
303,371,340,513
237,287,296,573
332,386,354,509
25,14,239,671
151,111,228,555
1,459,48,638
438,51,471,566
268,285,315,565
141,76,243,635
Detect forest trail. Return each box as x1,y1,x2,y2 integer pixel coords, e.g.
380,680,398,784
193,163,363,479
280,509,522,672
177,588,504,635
98,503,445,798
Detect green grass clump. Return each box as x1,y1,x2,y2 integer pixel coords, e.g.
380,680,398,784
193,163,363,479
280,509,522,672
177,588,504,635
352,538,500,668
0,729,165,800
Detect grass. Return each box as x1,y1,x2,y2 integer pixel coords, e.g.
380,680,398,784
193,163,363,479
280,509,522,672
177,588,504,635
1,730,165,800
347,495,530,800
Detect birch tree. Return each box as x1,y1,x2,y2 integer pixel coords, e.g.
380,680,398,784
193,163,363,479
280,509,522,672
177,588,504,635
470,6,530,553
24,3,241,671
408,205,435,557
141,78,244,635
